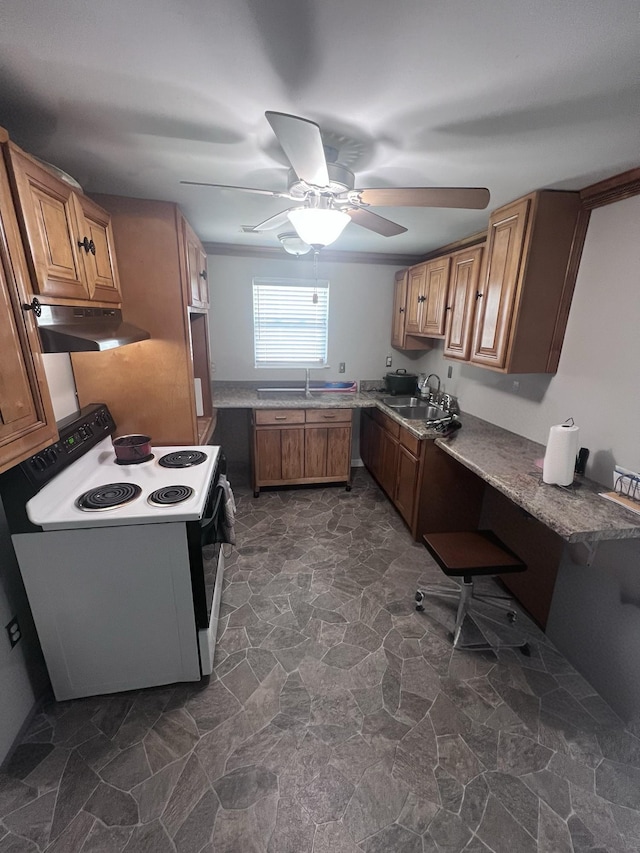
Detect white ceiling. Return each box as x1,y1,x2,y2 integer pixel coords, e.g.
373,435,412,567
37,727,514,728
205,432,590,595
1,0,638,257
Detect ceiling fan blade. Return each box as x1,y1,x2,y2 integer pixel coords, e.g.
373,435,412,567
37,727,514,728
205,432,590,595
356,187,491,210
181,180,286,198
242,209,293,232
347,207,407,237
265,111,330,188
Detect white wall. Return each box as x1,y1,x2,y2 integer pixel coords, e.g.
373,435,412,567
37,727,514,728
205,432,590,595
207,254,432,384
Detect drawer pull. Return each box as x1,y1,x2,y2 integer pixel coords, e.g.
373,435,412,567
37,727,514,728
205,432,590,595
274,415,288,420
322,414,336,419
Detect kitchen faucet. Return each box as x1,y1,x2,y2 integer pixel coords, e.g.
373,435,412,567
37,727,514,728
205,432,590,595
424,373,441,400
305,368,312,398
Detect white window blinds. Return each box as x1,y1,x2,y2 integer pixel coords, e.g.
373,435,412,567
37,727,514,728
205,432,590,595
253,278,329,368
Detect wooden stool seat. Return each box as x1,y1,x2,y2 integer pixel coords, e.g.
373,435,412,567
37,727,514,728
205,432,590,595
423,530,527,578
416,529,530,655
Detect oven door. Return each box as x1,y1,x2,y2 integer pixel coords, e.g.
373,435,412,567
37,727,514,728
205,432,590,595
186,453,228,675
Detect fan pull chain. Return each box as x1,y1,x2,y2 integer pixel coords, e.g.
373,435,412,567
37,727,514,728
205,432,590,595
313,250,319,304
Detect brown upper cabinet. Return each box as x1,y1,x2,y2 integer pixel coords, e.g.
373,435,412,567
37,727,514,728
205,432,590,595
0,133,57,474
6,144,121,305
393,189,583,373
405,255,451,337
471,191,582,373
183,218,209,309
391,269,431,351
443,246,484,361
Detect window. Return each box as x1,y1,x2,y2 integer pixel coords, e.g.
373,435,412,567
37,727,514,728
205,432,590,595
253,278,329,368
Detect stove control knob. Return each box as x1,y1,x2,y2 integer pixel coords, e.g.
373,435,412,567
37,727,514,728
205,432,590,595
44,447,58,466
32,455,46,472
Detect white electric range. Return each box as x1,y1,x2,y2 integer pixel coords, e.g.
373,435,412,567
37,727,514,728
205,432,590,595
2,404,229,701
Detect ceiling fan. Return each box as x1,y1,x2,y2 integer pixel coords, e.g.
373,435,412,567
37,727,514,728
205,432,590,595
181,111,490,248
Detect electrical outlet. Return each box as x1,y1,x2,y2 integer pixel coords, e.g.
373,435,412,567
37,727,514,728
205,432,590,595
447,366,453,378
512,380,520,392
385,356,392,367
210,362,216,374
5,617,21,649
339,362,345,373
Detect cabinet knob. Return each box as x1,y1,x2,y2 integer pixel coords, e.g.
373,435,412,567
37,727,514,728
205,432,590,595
417,295,426,303
78,236,96,255
475,292,483,300
399,307,405,314
21,297,42,316
199,270,207,280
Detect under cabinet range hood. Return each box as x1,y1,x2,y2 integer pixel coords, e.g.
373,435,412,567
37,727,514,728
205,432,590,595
30,303,150,352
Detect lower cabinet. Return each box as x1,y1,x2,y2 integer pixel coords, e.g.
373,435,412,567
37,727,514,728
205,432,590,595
360,409,485,540
360,408,423,534
252,408,352,496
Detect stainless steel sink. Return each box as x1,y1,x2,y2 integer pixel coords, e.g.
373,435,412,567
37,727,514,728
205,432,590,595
256,389,346,401
382,396,449,421
392,405,450,422
382,396,425,407
257,389,307,400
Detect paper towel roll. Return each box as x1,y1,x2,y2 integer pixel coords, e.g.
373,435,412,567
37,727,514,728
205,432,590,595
542,422,580,486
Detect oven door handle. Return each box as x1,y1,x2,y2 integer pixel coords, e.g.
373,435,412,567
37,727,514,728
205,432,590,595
200,483,224,533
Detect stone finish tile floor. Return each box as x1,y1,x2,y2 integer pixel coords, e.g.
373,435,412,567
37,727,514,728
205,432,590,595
2,469,640,851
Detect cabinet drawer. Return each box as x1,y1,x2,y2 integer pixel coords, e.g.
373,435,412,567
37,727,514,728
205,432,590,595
305,408,352,424
399,428,421,458
370,407,400,438
255,409,305,425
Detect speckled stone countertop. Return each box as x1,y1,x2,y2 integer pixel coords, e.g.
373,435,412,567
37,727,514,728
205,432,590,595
212,383,640,544
211,383,445,438
436,413,640,544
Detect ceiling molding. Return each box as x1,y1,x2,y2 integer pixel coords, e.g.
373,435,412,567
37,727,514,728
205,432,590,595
580,167,640,209
418,230,487,262
203,242,425,266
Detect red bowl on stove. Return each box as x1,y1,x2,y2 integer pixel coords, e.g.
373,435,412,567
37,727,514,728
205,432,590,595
112,434,152,462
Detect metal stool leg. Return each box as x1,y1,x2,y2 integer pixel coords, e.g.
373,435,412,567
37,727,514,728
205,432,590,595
452,580,472,648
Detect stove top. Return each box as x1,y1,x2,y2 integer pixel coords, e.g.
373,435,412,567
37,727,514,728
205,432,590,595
158,450,207,468
76,483,142,511
26,437,221,530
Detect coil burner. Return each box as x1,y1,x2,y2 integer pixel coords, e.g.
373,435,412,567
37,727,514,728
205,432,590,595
158,451,208,469
148,485,195,506
76,483,142,511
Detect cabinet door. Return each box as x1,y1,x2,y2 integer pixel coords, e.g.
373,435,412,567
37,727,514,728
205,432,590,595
325,426,351,478
362,415,383,482
305,426,328,479
281,428,304,480
0,156,57,474
421,256,451,337
359,410,373,471
255,427,304,482
184,220,208,308
73,195,122,303
391,269,408,348
471,198,530,368
444,247,484,361
8,146,90,301
378,428,399,498
405,264,425,334
394,444,421,527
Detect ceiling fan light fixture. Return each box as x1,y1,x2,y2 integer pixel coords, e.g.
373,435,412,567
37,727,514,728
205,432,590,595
277,232,312,256
287,207,350,248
